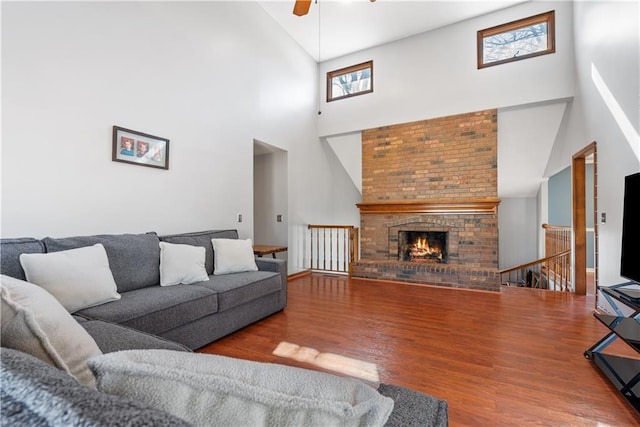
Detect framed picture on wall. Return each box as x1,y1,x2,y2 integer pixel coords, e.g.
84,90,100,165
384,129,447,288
112,126,169,170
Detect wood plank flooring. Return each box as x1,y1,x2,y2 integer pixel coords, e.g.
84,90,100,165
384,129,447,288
199,273,640,426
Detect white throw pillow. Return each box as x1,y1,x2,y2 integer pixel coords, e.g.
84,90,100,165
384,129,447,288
211,238,258,275
89,349,394,427
0,274,102,387
19,243,120,313
159,242,209,286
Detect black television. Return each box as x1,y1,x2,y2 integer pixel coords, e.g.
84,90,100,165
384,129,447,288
620,171,640,284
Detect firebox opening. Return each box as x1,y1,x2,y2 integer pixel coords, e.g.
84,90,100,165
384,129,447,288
399,231,447,263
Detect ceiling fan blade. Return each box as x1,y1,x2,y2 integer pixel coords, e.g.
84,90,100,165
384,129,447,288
293,0,312,17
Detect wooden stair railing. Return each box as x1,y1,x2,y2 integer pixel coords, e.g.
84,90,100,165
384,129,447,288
500,224,573,291
499,250,572,291
543,223,571,256
307,225,359,275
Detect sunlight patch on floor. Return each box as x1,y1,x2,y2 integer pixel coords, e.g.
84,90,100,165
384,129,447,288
273,341,380,383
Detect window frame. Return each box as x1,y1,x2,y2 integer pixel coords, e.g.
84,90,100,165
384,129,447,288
326,60,373,102
477,10,555,69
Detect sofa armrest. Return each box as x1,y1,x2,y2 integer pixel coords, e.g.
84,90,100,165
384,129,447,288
255,257,286,273
255,258,287,309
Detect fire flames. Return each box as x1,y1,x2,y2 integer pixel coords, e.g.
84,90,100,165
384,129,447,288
409,237,443,262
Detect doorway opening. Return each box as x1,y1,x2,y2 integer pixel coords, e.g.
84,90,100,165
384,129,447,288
253,140,288,262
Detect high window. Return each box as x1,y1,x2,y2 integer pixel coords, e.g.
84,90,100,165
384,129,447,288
477,11,555,69
327,61,373,102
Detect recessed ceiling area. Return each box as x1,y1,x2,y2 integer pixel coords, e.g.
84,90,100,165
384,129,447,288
258,0,528,62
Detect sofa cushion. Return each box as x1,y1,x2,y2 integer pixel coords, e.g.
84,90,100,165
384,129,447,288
80,320,192,354
159,229,238,275
159,242,209,286
195,271,282,311
0,275,102,387
76,285,218,335
0,348,192,427
193,271,280,312
0,238,45,281
89,349,394,427
42,232,160,293
19,244,121,313
211,238,258,275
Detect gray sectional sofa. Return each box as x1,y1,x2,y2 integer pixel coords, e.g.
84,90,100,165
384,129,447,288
0,228,449,426
0,229,287,350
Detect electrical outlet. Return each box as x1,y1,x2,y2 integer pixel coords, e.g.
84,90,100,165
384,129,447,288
237,213,242,223
601,212,606,223
277,214,283,222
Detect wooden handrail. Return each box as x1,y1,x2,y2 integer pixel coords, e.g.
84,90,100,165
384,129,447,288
498,250,571,275
500,249,572,291
542,224,570,231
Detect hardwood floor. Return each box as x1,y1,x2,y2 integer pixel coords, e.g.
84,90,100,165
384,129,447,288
199,274,640,426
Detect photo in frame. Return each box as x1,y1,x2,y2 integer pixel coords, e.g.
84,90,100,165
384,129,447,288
112,126,169,170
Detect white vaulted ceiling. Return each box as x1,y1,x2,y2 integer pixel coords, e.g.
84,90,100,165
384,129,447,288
257,0,528,62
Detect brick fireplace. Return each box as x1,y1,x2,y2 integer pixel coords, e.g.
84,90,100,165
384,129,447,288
351,110,501,291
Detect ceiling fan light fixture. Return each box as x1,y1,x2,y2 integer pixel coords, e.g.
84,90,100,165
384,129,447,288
293,0,312,17
293,0,376,17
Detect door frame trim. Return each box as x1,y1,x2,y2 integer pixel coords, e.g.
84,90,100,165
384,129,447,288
572,141,597,296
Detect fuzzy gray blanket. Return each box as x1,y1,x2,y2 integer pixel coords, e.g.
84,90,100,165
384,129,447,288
89,349,395,426
378,383,448,427
3,347,448,427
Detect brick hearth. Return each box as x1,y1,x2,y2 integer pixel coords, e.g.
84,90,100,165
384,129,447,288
351,261,500,291
353,110,501,291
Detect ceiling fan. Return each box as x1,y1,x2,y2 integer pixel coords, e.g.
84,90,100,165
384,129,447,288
293,0,376,17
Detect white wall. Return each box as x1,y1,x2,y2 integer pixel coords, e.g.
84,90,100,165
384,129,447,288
325,132,362,194
537,180,550,260
1,1,363,274
498,102,568,198
498,197,538,269
318,1,575,137
547,0,639,290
